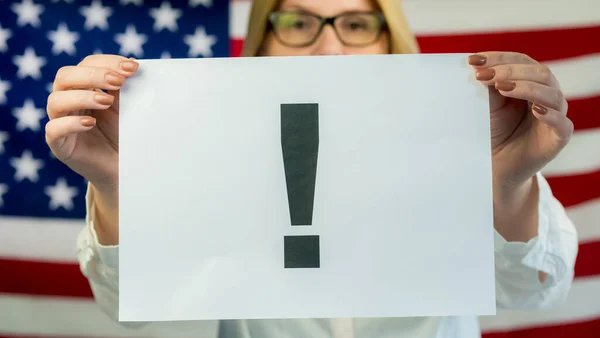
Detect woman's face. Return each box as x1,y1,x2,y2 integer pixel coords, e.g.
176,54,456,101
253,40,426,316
261,0,390,56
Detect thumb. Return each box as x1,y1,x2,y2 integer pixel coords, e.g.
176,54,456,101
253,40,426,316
531,103,574,157
46,115,96,161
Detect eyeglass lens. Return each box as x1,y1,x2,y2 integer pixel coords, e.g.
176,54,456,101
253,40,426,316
272,12,383,46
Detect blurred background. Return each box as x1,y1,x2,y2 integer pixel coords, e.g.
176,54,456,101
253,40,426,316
0,0,598,337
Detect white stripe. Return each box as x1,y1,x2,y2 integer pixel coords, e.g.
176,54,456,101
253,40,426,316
229,0,600,38
546,53,600,99
230,1,251,41
0,294,219,338
565,198,600,244
0,216,84,263
400,0,600,36
543,128,600,176
480,276,600,332
1,197,599,264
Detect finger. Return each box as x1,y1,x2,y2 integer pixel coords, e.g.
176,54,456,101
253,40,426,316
45,115,97,157
53,65,127,92
494,80,568,114
47,90,115,119
475,64,559,89
468,52,537,68
531,104,574,146
77,54,139,77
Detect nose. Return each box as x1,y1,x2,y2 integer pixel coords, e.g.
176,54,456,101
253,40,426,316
312,25,344,56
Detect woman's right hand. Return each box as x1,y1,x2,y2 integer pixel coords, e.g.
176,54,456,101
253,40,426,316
45,54,138,196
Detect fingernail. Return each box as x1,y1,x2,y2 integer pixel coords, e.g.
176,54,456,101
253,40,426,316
121,60,138,72
81,117,96,127
495,81,516,91
476,68,495,81
94,93,114,105
532,103,548,115
468,54,487,66
105,73,124,87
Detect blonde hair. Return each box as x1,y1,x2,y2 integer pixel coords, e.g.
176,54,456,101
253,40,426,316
241,0,420,57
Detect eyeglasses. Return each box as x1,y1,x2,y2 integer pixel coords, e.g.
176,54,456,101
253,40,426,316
267,11,387,47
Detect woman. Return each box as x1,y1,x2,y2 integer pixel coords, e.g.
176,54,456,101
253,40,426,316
45,0,578,337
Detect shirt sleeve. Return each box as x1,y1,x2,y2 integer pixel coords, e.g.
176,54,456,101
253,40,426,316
493,172,579,310
76,182,146,329
76,185,221,337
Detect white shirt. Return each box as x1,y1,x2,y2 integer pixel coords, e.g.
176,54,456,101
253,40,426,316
76,172,578,338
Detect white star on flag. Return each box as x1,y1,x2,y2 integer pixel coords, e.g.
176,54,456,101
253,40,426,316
0,184,8,207
45,177,78,211
0,131,9,154
0,78,11,104
189,0,212,8
150,2,182,32
11,0,45,28
115,24,148,57
0,24,12,53
13,47,46,80
184,26,217,58
10,150,44,183
120,0,143,5
80,0,113,31
13,98,45,132
48,23,80,55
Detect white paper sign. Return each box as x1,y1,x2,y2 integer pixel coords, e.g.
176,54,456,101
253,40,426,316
118,54,496,322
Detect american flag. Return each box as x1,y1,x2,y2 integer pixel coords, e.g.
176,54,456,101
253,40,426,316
0,0,598,337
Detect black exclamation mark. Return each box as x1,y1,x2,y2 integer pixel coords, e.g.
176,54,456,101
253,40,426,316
281,103,320,269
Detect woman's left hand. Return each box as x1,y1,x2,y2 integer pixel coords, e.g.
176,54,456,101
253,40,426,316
468,52,574,196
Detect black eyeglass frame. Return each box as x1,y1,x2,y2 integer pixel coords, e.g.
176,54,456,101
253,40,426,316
267,10,387,48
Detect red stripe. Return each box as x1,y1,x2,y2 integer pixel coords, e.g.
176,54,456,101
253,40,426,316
546,169,600,208
575,241,600,278
482,316,600,338
231,38,600,133
569,96,600,131
416,25,600,63
0,258,92,298
230,25,600,62
231,38,244,57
